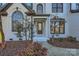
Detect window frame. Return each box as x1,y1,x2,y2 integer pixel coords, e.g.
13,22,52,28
50,19,65,34
37,4,43,14
12,11,24,32
52,3,63,13
76,3,79,10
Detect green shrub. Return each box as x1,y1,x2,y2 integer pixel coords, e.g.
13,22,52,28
59,38,64,42
67,36,76,42
50,38,53,41
52,38,64,42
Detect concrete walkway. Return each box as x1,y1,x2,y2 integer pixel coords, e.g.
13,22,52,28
40,42,78,56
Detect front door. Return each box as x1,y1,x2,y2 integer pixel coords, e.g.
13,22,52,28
34,18,46,35
37,21,43,34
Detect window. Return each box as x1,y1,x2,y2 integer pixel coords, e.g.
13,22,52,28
52,3,63,13
37,4,43,14
76,3,79,9
50,19,65,34
12,11,24,32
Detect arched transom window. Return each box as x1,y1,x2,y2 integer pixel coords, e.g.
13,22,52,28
37,4,43,14
12,11,24,31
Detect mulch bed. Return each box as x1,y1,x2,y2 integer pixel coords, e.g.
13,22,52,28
0,40,30,56
47,40,79,49
0,40,47,56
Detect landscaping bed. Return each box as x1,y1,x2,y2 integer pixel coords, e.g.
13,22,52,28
0,40,47,56
47,36,79,49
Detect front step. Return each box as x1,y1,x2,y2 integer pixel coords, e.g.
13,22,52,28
33,37,49,41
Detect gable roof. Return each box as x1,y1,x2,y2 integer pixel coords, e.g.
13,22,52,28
0,3,34,13
0,3,12,12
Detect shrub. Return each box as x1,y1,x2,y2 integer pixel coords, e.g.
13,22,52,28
33,42,42,51
17,47,34,56
53,38,58,42
49,36,76,42
58,38,64,42
66,36,76,42
52,38,64,42
47,38,53,43
16,42,48,56
50,38,53,41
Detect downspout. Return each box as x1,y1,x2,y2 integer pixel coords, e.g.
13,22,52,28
31,15,33,41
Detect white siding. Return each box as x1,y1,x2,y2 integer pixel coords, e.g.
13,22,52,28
1,3,31,41
1,3,74,41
